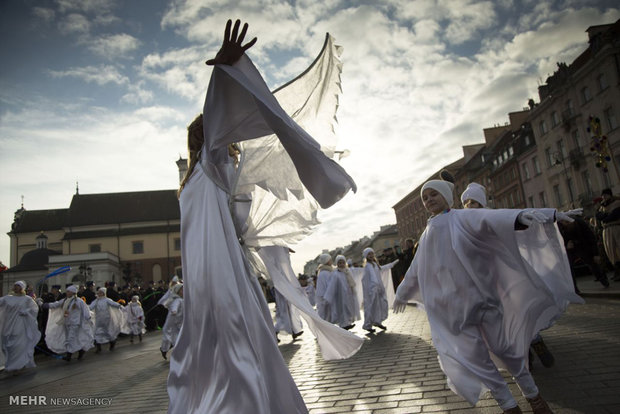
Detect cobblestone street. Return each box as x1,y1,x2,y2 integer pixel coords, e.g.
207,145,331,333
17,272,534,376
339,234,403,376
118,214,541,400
2,278,619,413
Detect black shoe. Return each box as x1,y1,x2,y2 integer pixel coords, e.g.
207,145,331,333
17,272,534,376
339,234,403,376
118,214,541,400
62,352,72,362
343,324,355,330
364,328,376,334
161,350,167,360
292,330,304,340
109,341,116,351
139,334,142,342
77,350,85,360
531,338,554,368
95,343,101,354
374,323,387,330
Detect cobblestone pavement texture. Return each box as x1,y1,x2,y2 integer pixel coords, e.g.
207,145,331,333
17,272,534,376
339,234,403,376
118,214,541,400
1,276,619,414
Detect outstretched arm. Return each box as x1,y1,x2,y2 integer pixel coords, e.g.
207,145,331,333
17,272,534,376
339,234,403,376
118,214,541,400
206,19,257,66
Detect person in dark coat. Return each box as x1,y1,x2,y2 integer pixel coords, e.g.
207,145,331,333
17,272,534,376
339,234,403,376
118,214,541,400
558,216,610,291
106,281,121,301
83,281,97,305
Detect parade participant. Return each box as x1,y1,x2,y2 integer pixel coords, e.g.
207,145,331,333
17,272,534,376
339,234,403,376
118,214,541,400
89,288,123,353
43,285,93,361
325,255,359,330
299,275,315,307
158,275,180,306
596,188,620,281
315,253,334,320
126,295,145,343
167,19,358,413
461,182,558,369
106,281,120,301
273,287,304,342
0,281,40,373
361,248,391,333
160,283,183,360
394,179,583,413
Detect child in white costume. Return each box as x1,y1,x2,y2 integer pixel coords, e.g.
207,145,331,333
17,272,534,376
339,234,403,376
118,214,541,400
160,283,183,360
394,180,583,414
0,281,40,372
126,295,145,343
324,255,359,329
44,285,94,361
90,287,123,353
315,253,334,321
361,248,393,333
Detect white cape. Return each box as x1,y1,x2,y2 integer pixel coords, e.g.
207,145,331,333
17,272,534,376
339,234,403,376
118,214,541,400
45,307,94,355
0,295,41,371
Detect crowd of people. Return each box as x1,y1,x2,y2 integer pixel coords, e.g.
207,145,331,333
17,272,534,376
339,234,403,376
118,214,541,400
0,276,183,371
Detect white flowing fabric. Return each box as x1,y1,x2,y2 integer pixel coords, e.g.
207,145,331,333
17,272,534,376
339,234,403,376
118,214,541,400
258,246,363,359
125,303,146,335
161,297,183,352
315,267,332,320
395,208,583,405
168,35,358,414
45,298,94,354
361,263,388,329
273,288,303,335
90,297,123,344
0,295,40,371
324,268,360,327
350,264,396,313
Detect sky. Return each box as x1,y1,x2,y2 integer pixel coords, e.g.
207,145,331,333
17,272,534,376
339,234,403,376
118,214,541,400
1,0,619,274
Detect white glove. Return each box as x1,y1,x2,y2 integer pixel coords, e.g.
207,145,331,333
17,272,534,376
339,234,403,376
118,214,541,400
517,210,548,227
392,298,408,314
556,211,575,223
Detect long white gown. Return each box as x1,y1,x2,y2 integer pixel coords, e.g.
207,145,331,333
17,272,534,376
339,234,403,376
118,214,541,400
395,208,583,405
167,35,360,413
90,297,123,344
315,267,332,320
0,295,40,371
324,268,360,327
45,297,94,354
161,296,183,352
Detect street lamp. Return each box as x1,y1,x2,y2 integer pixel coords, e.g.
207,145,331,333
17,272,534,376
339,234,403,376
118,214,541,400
78,263,92,285
552,151,575,208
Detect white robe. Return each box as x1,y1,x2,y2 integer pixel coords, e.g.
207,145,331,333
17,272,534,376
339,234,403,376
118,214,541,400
304,283,316,306
125,302,146,335
324,268,360,327
273,288,303,335
45,297,94,354
167,36,357,414
90,297,123,344
361,263,388,329
161,297,183,352
395,208,583,405
0,295,40,371
350,264,396,316
315,268,332,320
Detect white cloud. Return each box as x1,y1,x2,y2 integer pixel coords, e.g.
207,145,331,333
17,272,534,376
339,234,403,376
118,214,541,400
32,7,55,24
87,33,141,58
58,13,91,35
55,0,117,15
121,82,155,105
48,65,128,85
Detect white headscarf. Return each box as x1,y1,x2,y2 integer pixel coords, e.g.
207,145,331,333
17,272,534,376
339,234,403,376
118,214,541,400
98,287,107,295
421,179,455,207
66,285,78,294
164,283,183,308
335,255,347,266
461,182,487,208
362,247,374,259
171,275,180,283
15,280,26,290
318,253,332,265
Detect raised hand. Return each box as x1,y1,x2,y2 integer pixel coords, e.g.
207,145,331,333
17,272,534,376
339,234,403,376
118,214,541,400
206,19,257,66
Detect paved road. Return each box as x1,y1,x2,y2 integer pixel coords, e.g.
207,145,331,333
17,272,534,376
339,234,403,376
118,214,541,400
2,277,619,413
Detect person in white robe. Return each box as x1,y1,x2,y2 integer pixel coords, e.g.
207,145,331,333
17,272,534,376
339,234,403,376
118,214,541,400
43,285,93,361
160,283,183,360
394,179,583,414
126,295,145,343
0,281,41,373
361,248,390,333
299,275,315,307
89,287,123,353
158,275,181,306
273,288,304,342
315,253,334,321
324,255,359,329
167,20,360,414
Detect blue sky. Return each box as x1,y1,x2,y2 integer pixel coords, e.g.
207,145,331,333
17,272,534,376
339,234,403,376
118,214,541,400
1,0,619,273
